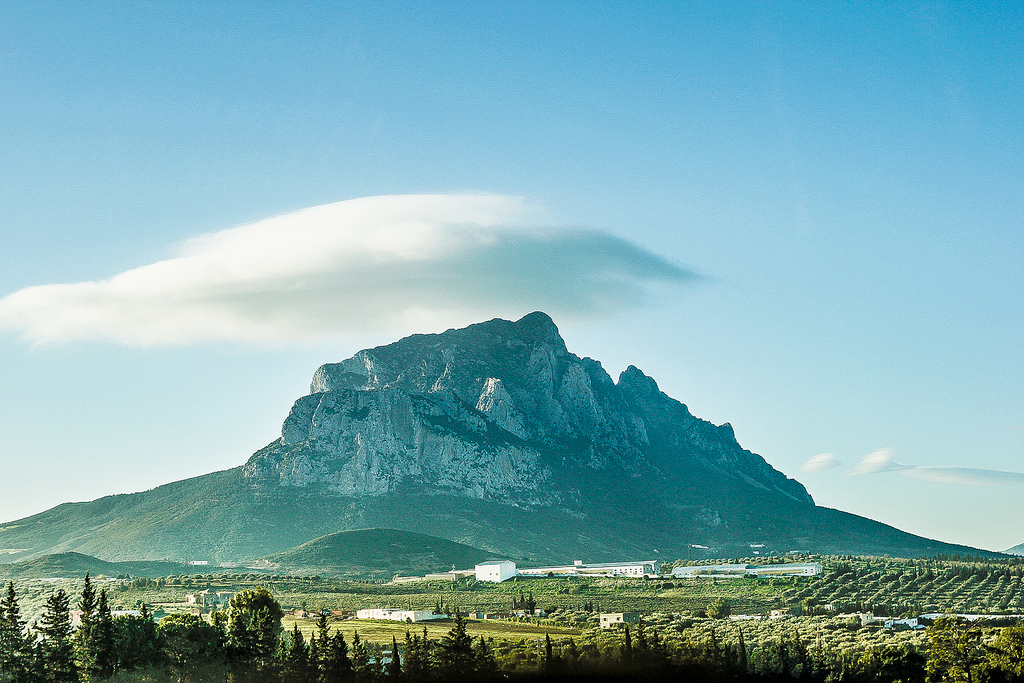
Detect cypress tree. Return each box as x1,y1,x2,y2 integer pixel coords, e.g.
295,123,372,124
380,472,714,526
386,635,401,680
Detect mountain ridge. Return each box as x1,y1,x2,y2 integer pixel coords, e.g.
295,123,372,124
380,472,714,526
0,312,1003,564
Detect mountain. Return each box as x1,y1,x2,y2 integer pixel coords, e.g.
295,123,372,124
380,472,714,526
1006,543,1024,556
0,552,186,580
0,312,999,564
261,528,504,579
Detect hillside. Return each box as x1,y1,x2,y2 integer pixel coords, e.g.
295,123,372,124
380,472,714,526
1006,543,1024,556
0,552,186,580
0,313,1002,564
263,528,504,579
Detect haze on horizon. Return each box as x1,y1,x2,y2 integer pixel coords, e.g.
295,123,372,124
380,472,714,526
0,2,1021,553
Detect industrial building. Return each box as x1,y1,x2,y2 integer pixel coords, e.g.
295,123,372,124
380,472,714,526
671,562,821,578
517,559,661,578
475,560,517,583
355,608,445,622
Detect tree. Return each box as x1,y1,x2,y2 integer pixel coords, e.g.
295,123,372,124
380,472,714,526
158,613,225,679
36,589,78,683
350,631,376,681
404,630,428,683
282,624,312,682
226,587,283,664
386,635,401,680
435,609,474,680
989,625,1024,679
75,574,98,677
927,617,986,683
473,636,498,680
0,582,31,682
709,597,731,619
112,605,164,673
322,629,352,682
84,589,116,680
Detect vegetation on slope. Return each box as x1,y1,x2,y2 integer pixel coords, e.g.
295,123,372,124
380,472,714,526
263,528,506,579
0,552,187,580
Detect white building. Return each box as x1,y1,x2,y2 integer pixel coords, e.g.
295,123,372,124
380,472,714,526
600,612,640,628
517,560,660,578
355,609,445,622
475,561,517,583
672,562,821,578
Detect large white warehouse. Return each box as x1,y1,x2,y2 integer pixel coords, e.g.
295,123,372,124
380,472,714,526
475,560,517,582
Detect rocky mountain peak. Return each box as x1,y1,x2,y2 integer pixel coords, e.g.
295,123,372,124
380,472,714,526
247,313,813,510
617,364,661,397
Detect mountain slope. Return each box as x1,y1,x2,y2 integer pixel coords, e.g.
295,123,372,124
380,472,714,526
1005,543,1024,556
0,552,185,580
262,528,503,578
0,312,1000,563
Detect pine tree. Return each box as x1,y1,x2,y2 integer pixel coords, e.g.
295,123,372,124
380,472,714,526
323,630,351,682
36,589,78,683
436,608,474,680
75,574,98,677
351,631,373,681
90,589,116,679
621,625,633,665
0,582,31,682
473,636,498,680
282,624,311,682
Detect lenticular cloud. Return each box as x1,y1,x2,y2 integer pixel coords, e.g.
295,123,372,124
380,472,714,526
0,194,695,346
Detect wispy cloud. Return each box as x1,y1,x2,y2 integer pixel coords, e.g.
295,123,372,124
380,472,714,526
842,448,1024,487
0,194,695,346
844,448,905,476
801,452,841,472
900,467,1024,486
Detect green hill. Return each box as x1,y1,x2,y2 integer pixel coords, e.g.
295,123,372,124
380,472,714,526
262,528,504,579
0,551,187,580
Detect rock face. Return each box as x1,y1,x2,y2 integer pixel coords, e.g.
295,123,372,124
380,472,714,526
242,312,812,512
0,311,998,564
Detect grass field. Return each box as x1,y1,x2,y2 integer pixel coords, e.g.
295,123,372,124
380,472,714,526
281,614,583,644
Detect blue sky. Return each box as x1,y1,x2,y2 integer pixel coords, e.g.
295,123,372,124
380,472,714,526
1,2,1022,552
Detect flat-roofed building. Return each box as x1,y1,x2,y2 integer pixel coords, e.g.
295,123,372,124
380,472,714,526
475,560,517,583
355,608,445,622
518,560,660,578
672,562,822,578
600,612,640,628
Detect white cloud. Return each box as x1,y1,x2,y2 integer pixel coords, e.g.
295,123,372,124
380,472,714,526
0,194,695,346
801,452,841,472
839,448,1024,487
900,467,1024,487
844,448,906,476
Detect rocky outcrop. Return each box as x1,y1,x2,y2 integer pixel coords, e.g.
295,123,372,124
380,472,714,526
242,312,812,509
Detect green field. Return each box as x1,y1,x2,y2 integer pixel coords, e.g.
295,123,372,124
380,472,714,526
7,554,1023,632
